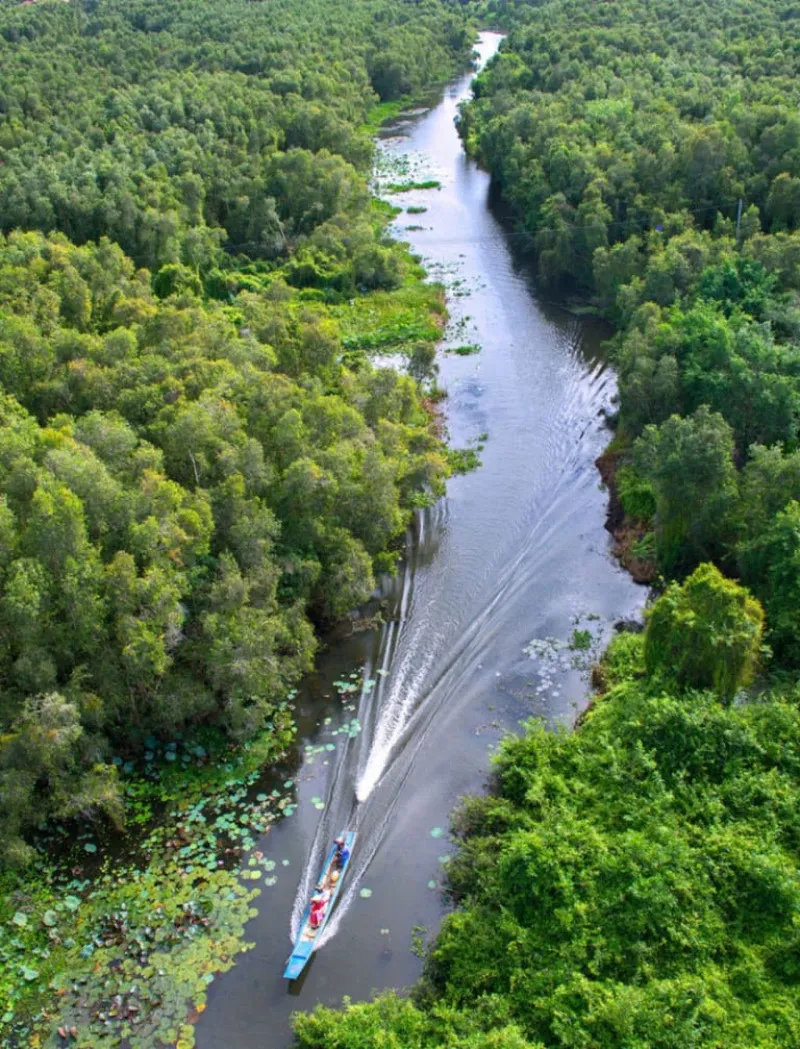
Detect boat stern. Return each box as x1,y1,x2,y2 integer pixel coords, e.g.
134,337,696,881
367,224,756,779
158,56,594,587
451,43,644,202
283,940,313,980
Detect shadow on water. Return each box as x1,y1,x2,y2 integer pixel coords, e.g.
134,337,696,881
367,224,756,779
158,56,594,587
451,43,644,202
196,31,645,1049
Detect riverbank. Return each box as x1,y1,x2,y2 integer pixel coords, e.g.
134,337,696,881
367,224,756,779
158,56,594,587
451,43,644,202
0,243,453,1049
0,30,492,1040
595,442,658,585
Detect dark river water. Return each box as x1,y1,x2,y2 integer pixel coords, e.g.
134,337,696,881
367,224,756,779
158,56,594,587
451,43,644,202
197,32,644,1049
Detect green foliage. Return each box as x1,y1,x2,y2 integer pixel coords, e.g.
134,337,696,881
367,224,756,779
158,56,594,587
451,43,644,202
459,0,800,676
738,500,800,665
597,631,646,690
295,677,800,1049
461,0,800,298
615,465,655,523
0,224,451,862
645,564,764,700
385,180,443,193
0,0,475,863
616,301,800,450
633,408,739,574
0,0,473,271
568,628,592,652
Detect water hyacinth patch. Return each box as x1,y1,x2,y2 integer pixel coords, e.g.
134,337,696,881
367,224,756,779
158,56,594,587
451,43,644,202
0,714,299,1045
2,651,381,1043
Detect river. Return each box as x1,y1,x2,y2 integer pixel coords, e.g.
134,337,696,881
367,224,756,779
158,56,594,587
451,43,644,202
196,31,644,1049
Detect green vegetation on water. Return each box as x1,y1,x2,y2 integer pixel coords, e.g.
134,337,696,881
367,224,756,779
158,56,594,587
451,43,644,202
385,180,443,193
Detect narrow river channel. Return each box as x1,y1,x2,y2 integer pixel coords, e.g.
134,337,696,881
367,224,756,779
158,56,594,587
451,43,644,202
196,32,645,1049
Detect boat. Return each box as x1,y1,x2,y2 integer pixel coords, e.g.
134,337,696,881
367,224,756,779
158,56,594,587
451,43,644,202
283,830,357,980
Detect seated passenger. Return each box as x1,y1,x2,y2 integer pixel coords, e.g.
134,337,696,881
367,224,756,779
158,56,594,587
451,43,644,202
309,885,330,929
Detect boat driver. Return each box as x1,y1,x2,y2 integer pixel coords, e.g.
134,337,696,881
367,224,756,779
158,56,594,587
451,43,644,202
332,836,350,871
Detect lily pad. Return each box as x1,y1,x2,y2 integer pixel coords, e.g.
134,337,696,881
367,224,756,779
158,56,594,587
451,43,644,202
83,842,98,854
427,879,437,890
11,911,27,928
429,827,445,839
359,887,373,899
42,910,58,927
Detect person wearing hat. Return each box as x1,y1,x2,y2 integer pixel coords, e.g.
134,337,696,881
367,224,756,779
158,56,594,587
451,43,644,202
331,835,350,872
309,883,331,929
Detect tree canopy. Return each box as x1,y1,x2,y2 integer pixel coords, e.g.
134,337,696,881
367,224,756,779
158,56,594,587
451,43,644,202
0,0,475,864
460,0,800,667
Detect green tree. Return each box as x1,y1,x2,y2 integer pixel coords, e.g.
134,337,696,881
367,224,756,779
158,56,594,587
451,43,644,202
633,407,739,573
738,500,800,665
644,562,764,699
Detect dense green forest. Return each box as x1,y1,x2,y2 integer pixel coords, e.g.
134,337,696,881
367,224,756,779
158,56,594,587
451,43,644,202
3,0,800,1046
291,3,800,1048
459,0,800,661
0,0,475,867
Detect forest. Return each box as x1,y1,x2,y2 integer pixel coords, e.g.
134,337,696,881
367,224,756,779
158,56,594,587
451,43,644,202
458,0,800,656
3,0,800,1047
0,0,475,868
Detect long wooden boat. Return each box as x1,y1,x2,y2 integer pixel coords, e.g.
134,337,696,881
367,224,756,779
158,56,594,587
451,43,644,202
283,830,357,980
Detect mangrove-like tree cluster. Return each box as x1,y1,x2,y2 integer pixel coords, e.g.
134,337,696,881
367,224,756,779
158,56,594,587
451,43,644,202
459,0,800,665
0,0,474,866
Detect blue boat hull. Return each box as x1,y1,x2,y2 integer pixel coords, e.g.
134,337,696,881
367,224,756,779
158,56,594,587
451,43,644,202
284,830,357,980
